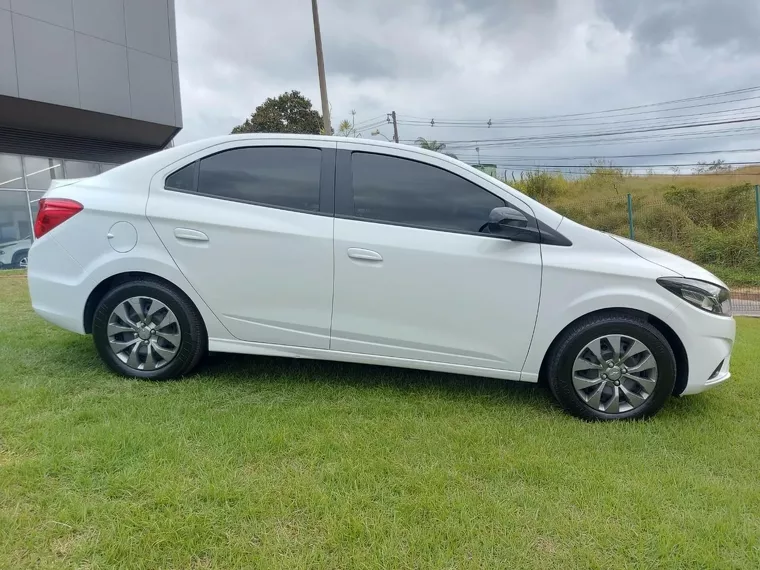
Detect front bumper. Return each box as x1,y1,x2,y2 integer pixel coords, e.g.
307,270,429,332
668,301,736,396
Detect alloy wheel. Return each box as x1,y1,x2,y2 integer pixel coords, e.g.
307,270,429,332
107,296,181,371
572,334,658,414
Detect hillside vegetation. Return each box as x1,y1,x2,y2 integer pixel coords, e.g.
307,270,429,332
508,166,760,287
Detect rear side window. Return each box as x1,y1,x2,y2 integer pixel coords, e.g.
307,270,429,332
351,152,504,233
197,147,322,212
165,162,196,191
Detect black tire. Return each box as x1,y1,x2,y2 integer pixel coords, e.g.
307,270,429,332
546,312,676,421
12,250,29,269
92,278,207,379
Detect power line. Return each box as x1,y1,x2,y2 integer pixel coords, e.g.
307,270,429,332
439,126,760,150
402,130,760,155
494,167,760,175
398,101,760,129
420,116,760,148
352,115,387,129
471,161,760,168
401,85,760,124
451,147,760,161
354,120,390,133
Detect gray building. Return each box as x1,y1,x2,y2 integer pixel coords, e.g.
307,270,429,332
0,0,182,269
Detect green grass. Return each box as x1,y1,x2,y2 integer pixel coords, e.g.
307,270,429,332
1,276,760,569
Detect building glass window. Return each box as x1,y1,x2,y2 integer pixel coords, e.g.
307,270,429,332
0,154,24,189
24,156,64,190
64,160,100,179
0,191,33,270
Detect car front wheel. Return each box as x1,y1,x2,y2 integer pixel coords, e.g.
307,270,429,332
547,312,676,421
92,279,206,379
12,250,28,269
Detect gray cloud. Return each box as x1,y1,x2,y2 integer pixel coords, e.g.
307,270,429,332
428,0,558,27
597,0,760,52
173,0,760,175
324,41,398,80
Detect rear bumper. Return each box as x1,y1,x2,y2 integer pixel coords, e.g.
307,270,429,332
27,236,87,335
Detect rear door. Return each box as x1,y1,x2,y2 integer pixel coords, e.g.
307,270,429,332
147,139,336,349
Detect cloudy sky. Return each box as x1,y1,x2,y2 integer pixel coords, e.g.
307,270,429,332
173,0,760,173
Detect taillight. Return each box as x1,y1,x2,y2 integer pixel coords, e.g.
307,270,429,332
34,198,83,239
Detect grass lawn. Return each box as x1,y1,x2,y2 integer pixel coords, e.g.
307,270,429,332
1,273,759,569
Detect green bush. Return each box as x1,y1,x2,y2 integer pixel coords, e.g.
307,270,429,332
693,221,759,267
555,199,629,234
504,169,760,286
663,184,754,228
513,170,566,203
635,202,697,243
579,164,629,196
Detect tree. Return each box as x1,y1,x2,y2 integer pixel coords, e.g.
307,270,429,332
231,91,323,135
337,119,353,136
695,159,732,174
336,110,360,138
415,137,457,159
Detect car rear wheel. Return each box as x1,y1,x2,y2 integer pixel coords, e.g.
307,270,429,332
546,313,676,421
92,279,206,379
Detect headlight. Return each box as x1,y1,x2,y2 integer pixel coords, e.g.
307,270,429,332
657,277,732,316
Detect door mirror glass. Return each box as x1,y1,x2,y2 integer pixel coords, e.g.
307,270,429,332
486,207,540,242
488,206,528,230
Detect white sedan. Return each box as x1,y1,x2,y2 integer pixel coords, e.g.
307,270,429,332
27,135,735,420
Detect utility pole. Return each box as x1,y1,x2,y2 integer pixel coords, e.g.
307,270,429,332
389,111,399,143
311,0,331,135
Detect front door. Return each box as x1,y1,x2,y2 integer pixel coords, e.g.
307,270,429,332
147,141,336,349
330,147,542,374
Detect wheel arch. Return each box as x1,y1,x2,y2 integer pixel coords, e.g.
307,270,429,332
537,307,689,396
83,271,206,338
12,248,29,265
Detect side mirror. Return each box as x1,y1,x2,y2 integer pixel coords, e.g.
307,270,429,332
488,206,528,231
486,207,540,242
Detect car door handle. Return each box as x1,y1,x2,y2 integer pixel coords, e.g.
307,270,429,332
347,248,383,262
174,228,209,242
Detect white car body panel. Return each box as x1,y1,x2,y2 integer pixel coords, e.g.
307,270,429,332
609,234,728,287
146,138,336,349
26,134,735,401
28,174,229,339
330,140,542,375
522,217,735,390
331,218,540,375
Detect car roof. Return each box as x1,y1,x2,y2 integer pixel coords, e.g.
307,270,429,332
97,133,563,228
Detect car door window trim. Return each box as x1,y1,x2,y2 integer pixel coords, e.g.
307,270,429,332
163,146,336,216
335,149,571,245
165,160,199,192
336,150,533,240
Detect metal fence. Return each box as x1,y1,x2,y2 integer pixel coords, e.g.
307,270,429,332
554,184,760,315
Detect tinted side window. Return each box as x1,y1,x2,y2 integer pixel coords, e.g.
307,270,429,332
198,147,321,212
351,153,504,233
165,162,196,191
